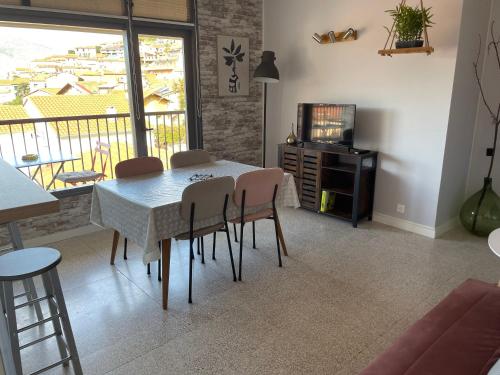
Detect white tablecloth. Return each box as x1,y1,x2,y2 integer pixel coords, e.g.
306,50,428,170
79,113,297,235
90,160,300,264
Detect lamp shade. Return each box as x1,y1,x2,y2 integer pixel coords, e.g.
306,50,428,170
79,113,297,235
254,51,280,83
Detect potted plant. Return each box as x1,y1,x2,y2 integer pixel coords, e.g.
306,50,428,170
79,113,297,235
385,4,434,49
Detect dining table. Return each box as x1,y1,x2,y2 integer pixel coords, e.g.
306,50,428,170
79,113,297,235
90,160,300,310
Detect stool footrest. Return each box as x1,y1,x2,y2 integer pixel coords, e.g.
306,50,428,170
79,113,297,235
14,292,29,299
15,295,54,310
19,332,63,350
17,313,61,333
29,355,72,375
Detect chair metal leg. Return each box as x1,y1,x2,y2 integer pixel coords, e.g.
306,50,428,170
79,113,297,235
189,240,194,304
225,226,237,282
41,273,68,365
201,237,205,264
3,282,22,375
212,232,217,260
48,268,83,375
147,263,151,275
233,223,238,242
252,221,256,249
123,238,128,260
273,216,283,268
197,237,200,255
238,223,244,281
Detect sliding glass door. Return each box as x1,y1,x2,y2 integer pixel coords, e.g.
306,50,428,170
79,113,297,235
138,34,189,169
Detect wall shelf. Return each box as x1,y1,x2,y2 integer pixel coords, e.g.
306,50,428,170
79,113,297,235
378,46,434,56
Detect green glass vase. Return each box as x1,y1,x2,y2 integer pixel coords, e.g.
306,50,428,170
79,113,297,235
460,177,500,237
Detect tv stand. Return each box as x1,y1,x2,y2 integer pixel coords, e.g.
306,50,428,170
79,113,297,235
278,144,378,228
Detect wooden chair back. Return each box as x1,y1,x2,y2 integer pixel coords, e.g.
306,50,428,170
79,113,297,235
115,157,164,178
170,149,212,169
180,176,235,221
234,168,284,208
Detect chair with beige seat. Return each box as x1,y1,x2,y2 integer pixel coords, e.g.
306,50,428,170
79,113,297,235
170,149,213,258
230,168,285,281
177,176,237,303
111,156,164,280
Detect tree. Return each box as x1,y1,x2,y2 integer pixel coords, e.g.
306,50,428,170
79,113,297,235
8,82,30,105
172,78,186,110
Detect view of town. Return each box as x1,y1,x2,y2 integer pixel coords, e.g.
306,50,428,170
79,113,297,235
0,26,188,190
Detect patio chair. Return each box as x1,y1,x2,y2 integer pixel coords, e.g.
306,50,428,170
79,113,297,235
56,141,110,185
170,149,213,257
112,157,164,280
176,176,237,303
230,168,285,281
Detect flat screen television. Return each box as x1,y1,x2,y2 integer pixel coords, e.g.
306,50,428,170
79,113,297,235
297,103,356,147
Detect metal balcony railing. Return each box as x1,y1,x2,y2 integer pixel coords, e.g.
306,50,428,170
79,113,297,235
0,111,187,191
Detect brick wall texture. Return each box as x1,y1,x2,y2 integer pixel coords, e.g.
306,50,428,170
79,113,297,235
0,1,263,245
198,0,263,166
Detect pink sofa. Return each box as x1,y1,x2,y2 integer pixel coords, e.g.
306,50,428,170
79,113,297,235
359,279,500,375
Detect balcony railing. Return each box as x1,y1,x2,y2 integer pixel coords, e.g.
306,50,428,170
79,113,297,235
0,111,187,191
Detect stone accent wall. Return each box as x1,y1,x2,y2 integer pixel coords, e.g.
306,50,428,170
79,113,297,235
1,1,263,244
0,194,92,246
198,0,263,166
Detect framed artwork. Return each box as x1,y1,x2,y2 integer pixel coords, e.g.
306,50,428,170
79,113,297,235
217,36,249,96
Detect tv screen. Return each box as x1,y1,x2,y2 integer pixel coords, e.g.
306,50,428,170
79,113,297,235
309,104,356,145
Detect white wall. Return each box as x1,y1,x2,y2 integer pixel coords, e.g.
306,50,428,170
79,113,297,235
264,0,463,228
467,0,500,197
436,0,492,227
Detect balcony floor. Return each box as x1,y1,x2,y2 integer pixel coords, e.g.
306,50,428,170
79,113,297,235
14,208,494,374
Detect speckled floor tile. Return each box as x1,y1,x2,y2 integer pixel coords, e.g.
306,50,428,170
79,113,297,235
10,208,499,374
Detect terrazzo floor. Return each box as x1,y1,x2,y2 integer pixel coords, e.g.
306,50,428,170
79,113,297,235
12,208,499,374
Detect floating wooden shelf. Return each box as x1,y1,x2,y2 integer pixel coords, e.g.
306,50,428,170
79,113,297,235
378,46,434,56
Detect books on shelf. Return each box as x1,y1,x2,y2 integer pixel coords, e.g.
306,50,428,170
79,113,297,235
320,190,336,213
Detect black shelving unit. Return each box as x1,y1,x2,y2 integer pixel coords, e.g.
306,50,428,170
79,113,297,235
279,144,378,228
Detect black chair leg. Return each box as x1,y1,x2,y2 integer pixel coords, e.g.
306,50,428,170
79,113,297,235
252,222,256,249
224,227,237,282
123,238,128,260
197,237,200,255
189,240,194,304
233,223,238,242
273,217,283,267
157,242,162,281
201,237,205,264
147,263,151,275
238,223,244,281
212,232,217,260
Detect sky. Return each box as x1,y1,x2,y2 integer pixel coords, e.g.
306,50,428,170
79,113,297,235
0,25,124,78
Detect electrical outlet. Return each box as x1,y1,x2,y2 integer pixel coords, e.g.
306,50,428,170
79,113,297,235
397,204,406,214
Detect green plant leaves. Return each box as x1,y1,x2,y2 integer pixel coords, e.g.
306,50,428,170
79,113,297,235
385,4,434,42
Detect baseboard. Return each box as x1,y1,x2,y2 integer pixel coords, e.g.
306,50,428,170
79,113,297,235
434,217,459,238
18,224,103,248
372,212,437,239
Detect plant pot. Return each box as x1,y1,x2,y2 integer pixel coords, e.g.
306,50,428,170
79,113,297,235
395,40,424,49
460,177,500,237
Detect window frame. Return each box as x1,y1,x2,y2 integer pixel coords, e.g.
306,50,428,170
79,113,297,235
0,2,201,198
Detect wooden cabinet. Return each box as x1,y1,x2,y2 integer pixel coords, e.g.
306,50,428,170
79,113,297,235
278,144,378,228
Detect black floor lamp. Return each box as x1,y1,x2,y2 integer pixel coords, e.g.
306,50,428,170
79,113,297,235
254,51,280,168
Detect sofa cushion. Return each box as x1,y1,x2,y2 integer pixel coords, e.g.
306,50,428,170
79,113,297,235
359,279,500,375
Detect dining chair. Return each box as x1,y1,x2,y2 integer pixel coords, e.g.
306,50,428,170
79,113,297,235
170,149,213,257
170,149,212,169
230,168,285,281
56,141,110,185
112,156,164,280
176,176,237,303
